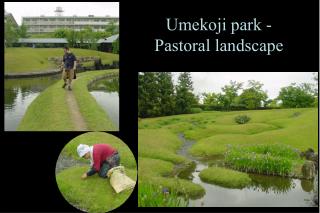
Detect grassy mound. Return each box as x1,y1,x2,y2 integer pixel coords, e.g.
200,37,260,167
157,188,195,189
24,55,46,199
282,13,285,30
199,166,251,189
18,70,118,131
225,144,302,176
5,47,119,73
56,132,137,212
138,129,205,200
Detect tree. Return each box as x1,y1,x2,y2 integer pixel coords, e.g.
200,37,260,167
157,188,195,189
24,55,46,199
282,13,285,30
105,21,118,35
156,72,175,116
239,80,268,109
5,21,18,47
112,38,119,54
54,28,68,38
138,72,161,117
220,81,243,110
277,83,315,108
202,92,219,105
175,72,197,114
17,24,28,38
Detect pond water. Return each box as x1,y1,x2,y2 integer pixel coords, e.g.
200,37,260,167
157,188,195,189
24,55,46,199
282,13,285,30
4,75,61,131
177,134,316,207
88,77,119,129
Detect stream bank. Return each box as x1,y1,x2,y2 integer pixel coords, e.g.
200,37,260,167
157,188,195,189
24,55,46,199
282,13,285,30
176,134,315,207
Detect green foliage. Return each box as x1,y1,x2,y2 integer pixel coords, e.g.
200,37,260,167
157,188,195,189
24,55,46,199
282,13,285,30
235,115,251,124
54,28,68,38
239,80,268,109
112,38,119,54
190,108,202,114
220,81,243,110
5,20,18,47
175,72,197,114
138,183,188,207
278,83,315,108
199,166,251,189
138,72,176,117
225,144,301,176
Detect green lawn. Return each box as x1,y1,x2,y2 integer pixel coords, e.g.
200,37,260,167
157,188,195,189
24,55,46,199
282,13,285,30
56,132,137,213
138,108,318,197
199,166,251,189
138,129,205,199
5,47,119,73
18,69,118,131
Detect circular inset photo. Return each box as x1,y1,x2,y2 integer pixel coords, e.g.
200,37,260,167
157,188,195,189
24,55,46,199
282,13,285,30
55,132,137,212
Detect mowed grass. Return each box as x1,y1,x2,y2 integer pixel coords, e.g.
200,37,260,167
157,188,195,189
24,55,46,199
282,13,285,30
5,47,119,73
57,166,136,213
138,129,205,199
56,132,137,212
138,108,317,193
199,166,252,189
73,70,118,131
139,108,318,157
18,70,118,131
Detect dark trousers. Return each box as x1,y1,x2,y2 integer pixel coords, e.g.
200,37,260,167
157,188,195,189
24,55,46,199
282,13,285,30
99,153,120,178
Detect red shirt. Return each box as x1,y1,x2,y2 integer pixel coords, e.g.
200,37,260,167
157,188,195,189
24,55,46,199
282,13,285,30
92,144,117,171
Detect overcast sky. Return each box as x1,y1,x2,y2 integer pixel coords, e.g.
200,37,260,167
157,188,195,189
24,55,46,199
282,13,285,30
172,72,317,99
5,2,119,25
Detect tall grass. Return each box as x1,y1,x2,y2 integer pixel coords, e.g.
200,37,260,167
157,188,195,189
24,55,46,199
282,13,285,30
225,144,301,176
138,183,189,207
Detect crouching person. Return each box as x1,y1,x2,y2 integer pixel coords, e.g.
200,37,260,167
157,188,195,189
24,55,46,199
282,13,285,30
77,144,120,179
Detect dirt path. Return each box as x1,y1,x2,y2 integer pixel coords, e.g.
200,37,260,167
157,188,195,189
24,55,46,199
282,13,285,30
65,88,88,131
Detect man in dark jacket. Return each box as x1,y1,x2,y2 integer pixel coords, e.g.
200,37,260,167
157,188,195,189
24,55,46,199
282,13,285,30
62,47,77,91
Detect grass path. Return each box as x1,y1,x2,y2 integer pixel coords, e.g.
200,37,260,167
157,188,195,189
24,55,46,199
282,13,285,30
65,88,88,131
18,70,118,131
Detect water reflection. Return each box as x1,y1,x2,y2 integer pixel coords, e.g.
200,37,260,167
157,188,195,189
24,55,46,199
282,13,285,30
5,75,60,131
88,77,119,130
248,174,298,194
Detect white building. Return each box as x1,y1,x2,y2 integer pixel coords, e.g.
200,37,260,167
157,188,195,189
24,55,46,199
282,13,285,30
22,7,119,34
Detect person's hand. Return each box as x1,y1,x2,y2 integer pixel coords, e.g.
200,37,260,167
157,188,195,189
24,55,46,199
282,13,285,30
81,173,87,179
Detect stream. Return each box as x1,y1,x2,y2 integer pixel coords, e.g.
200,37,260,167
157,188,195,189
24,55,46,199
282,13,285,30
177,134,316,207
5,75,61,131
88,77,119,129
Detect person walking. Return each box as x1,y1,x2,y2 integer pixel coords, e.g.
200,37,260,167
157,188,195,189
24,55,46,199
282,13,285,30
62,47,77,91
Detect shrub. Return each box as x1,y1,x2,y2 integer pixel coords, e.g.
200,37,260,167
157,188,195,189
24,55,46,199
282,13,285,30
190,108,203,114
225,144,301,176
235,115,251,124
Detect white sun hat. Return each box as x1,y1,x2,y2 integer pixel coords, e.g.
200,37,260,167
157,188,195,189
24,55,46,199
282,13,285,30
77,144,90,157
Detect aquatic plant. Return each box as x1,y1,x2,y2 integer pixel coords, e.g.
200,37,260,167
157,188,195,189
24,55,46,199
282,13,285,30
225,144,301,176
235,115,251,124
138,183,189,207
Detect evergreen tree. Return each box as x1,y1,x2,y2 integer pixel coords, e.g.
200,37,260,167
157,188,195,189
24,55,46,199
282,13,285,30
156,72,175,115
138,72,160,117
175,72,196,114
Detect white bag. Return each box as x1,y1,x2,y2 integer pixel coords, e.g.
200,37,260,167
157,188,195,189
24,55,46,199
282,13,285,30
107,166,136,193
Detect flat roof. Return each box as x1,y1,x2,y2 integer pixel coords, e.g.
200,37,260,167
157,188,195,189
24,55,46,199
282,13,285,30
22,16,119,19
18,38,68,44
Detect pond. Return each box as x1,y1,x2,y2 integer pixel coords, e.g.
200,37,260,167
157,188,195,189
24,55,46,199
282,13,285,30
177,134,316,207
5,75,61,131
88,77,119,129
